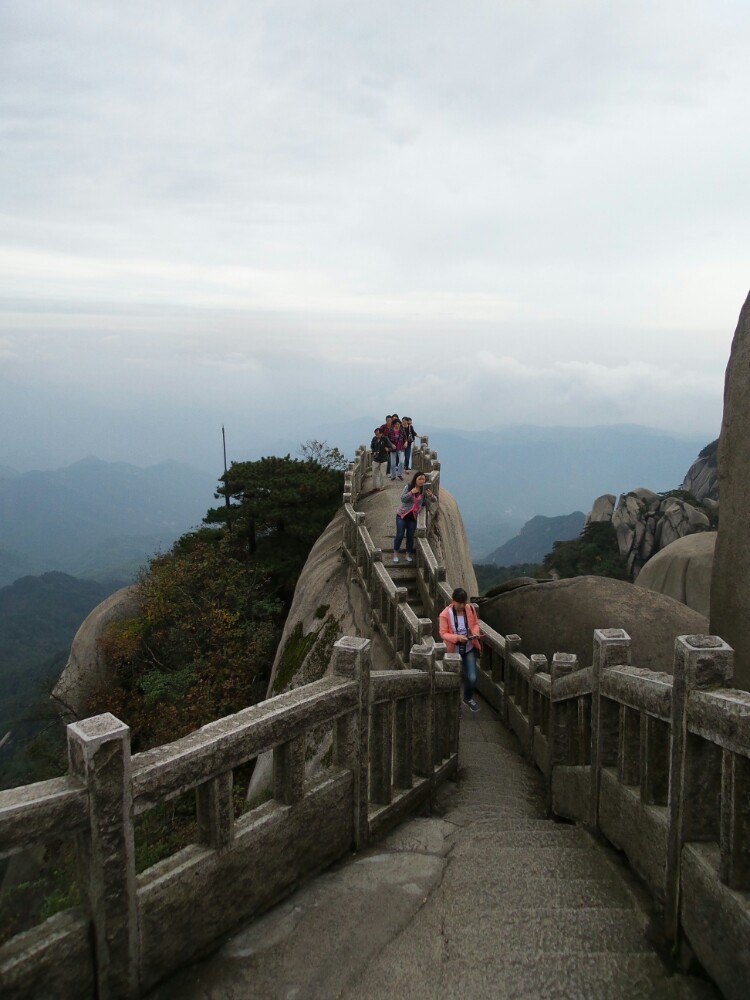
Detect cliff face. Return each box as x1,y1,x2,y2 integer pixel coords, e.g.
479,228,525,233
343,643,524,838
682,439,719,502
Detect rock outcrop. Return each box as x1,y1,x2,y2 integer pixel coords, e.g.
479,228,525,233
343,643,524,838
585,494,616,526
635,532,716,618
480,576,708,672
711,290,750,689
682,438,719,502
588,488,711,579
52,584,140,718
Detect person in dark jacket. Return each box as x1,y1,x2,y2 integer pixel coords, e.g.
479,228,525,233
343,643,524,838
370,427,394,491
388,419,408,481
379,415,394,475
393,471,437,563
402,416,418,471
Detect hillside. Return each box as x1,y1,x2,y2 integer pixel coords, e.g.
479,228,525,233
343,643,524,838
483,511,585,565
0,572,119,787
0,457,216,586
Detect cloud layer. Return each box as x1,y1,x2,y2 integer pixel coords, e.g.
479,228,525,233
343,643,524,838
1,1,748,467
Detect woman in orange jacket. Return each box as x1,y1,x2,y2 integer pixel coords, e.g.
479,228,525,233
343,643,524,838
438,587,482,713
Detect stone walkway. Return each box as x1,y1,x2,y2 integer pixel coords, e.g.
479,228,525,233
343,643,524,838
150,703,716,1000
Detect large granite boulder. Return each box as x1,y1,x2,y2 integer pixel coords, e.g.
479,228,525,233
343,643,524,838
585,494,616,526
683,439,719,502
52,585,140,718
654,498,710,551
711,290,750,689
635,532,716,618
480,575,707,672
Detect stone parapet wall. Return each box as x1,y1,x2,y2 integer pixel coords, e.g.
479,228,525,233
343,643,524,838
475,624,750,999
0,636,460,999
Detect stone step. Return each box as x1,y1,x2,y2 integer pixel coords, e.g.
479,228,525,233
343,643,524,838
440,906,651,956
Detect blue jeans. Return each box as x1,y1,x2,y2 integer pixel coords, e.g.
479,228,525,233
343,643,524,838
404,443,412,470
394,515,416,554
390,450,404,478
460,648,478,702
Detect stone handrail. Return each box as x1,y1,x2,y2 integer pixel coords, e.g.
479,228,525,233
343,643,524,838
343,437,444,666
0,636,460,1000
475,627,750,1000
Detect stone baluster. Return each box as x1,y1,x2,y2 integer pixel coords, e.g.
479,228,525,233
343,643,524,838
528,654,548,756
410,644,435,778
443,652,462,758
273,734,306,805
617,703,641,786
67,713,139,1000
333,636,372,849
393,698,414,790
665,635,734,941
550,653,579,767
503,635,522,723
640,714,669,807
370,700,394,805
590,629,632,831
196,771,234,849
721,744,750,890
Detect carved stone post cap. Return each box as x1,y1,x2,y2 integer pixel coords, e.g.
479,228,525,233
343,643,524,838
355,511,366,524
443,652,462,674
505,634,522,649
680,634,731,651
418,617,433,636
373,548,383,562
674,634,734,688
67,713,129,750
436,564,447,581
551,652,578,679
433,642,447,660
409,643,435,671
395,586,408,603
333,636,372,677
529,653,549,674
594,628,631,643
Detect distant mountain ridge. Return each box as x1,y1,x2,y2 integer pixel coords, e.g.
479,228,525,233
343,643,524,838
0,457,216,586
483,511,586,566
317,421,708,557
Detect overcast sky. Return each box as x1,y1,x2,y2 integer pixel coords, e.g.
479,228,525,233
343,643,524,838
1,1,749,471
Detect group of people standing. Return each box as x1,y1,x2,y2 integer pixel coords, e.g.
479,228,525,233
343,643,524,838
370,414,418,490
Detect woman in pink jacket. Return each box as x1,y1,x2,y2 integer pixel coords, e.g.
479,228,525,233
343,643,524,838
438,588,482,713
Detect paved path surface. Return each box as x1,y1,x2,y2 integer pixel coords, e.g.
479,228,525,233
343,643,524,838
151,703,716,1000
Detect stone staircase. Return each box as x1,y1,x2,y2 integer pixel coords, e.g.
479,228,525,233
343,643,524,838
387,562,428,619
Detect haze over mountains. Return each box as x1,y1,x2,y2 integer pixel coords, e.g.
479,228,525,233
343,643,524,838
0,458,215,587
0,424,709,579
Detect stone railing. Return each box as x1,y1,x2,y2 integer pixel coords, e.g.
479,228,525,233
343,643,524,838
475,626,750,1000
342,436,445,665
0,636,460,1000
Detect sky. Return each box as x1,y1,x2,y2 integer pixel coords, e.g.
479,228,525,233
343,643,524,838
1,1,749,472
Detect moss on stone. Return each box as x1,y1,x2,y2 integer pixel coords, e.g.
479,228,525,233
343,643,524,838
273,622,318,694
303,614,341,685
314,603,330,619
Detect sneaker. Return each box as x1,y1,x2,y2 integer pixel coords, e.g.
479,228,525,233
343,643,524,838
392,555,400,563
464,699,480,713
398,475,404,480
406,554,414,563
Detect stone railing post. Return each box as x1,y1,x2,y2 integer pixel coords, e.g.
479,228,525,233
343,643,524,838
665,634,734,942
443,652,462,760
528,654,548,756
590,629,631,831
333,636,372,850
196,772,234,849
550,653,579,767
67,713,139,1000
410,644,435,779
503,635,522,724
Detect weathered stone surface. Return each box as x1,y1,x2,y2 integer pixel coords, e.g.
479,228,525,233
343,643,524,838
52,585,139,718
711,290,750,690
683,439,720,502
485,576,539,598
655,499,710,551
636,532,716,618
585,493,616,526
481,576,708,672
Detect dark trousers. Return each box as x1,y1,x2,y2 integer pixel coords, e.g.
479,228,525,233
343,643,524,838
404,443,412,470
394,515,417,553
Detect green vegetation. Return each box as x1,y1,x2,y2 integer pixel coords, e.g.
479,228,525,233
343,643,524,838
658,488,718,528
474,563,544,596
1,449,343,945
543,521,629,581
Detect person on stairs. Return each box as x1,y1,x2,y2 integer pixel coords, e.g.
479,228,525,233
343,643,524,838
388,418,408,481
439,588,482,713
379,415,394,477
393,472,436,564
370,426,394,492
402,416,418,471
